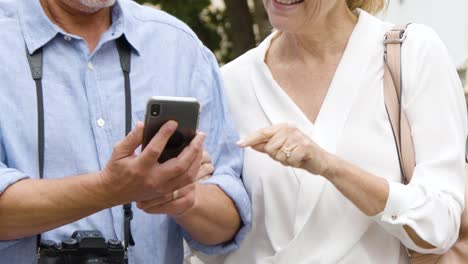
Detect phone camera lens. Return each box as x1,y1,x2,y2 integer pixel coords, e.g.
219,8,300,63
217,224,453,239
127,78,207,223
151,104,160,117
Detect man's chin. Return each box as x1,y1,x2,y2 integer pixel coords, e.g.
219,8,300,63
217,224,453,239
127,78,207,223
66,0,116,14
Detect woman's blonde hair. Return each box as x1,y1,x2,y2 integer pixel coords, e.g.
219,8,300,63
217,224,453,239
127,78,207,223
346,0,386,14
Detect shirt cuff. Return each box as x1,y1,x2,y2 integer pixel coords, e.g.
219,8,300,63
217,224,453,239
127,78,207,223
372,180,459,254
183,171,252,255
0,168,29,194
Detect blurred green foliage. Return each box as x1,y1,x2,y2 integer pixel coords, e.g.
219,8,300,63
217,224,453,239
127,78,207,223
134,0,232,62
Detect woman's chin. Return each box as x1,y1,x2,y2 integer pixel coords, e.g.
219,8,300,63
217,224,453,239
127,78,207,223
269,19,300,33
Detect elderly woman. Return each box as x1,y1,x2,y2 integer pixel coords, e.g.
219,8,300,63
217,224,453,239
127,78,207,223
219,0,467,263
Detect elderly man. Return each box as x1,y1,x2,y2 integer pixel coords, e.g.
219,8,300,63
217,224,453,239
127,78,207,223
0,0,250,263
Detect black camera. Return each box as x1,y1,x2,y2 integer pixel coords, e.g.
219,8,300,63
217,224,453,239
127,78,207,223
38,230,125,264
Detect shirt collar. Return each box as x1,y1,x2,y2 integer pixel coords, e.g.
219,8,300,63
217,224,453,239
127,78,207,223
109,1,142,55
19,0,141,55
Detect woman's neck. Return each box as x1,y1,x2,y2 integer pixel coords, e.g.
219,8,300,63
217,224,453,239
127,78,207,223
271,2,358,64
40,0,112,53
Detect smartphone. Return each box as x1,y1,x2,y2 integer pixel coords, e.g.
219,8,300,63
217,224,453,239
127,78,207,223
142,96,200,163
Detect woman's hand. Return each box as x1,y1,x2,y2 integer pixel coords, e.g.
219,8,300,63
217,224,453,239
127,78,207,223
237,123,332,175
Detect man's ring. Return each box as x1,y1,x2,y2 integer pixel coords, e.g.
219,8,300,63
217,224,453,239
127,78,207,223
172,190,179,201
280,145,296,158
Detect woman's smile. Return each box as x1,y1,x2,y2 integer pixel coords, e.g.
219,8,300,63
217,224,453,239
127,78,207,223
273,0,305,5
271,0,305,12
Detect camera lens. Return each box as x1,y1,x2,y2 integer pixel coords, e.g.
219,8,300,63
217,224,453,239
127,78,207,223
150,104,160,117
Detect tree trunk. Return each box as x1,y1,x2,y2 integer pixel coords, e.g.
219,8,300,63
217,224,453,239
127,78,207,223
253,0,272,41
224,0,256,57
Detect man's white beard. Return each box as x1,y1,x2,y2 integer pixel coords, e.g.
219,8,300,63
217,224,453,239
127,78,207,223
68,0,116,13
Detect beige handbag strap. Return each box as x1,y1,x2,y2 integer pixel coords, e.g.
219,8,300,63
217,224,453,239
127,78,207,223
384,24,415,184
385,25,468,262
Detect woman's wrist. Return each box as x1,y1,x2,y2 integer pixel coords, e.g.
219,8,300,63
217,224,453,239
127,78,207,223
301,148,339,178
318,152,340,180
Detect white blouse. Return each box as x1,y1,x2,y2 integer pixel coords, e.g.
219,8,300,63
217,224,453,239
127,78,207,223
219,10,467,264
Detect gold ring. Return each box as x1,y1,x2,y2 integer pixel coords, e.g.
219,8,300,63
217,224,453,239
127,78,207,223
172,190,179,201
280,145,296,158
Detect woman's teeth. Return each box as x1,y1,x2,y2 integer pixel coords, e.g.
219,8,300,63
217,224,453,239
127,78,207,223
274,0,304,5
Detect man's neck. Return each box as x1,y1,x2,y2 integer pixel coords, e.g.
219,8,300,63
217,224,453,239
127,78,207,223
39,0,112,53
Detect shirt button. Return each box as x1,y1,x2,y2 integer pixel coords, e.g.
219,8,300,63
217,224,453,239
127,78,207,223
87,61,94,71
391,214,398,220
97,118,105,128
64,35,72,41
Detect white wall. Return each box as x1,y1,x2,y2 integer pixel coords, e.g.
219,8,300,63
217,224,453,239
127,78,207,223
380,0,467,68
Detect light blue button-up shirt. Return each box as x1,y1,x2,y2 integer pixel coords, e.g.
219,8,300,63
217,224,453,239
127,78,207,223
0,0,251,263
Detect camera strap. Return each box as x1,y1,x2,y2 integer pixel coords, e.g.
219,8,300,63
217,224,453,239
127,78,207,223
26,36,135,257
116,37,136,252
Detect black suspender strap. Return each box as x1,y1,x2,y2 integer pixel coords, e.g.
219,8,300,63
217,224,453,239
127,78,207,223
26,36,135,257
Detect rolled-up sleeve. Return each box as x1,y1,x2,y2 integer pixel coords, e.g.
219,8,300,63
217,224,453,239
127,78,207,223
0,122,30,249
372,25,467,254
182,46,252,254
0,125,29,195
0,166,29,195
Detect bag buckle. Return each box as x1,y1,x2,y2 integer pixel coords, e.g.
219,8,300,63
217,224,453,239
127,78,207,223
384,30,407,44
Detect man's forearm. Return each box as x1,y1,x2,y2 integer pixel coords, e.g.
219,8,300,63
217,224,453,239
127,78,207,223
175,184,241,245
0,173,116,240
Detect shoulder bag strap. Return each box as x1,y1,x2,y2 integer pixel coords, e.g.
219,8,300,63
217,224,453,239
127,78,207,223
383,24,415,184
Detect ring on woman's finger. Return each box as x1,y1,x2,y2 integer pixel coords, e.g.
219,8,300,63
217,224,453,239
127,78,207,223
172,189,179,201
280,145,296,158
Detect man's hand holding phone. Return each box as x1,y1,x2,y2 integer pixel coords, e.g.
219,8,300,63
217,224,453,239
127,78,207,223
100,121,207,217
136,150,215,213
